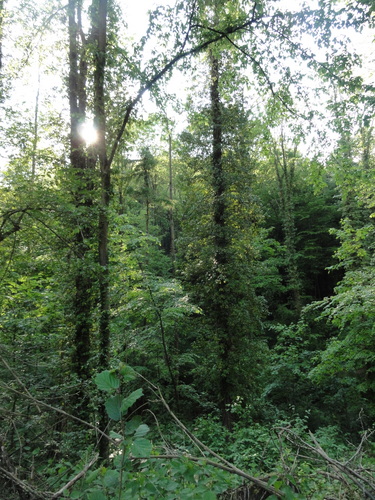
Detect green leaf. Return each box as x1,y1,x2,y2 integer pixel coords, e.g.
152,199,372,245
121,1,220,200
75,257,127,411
130,438,152,457
120,388,143,414
144,482,158,494
105,394,123,421
134,423,150,438
199,492,217,500
103,469,120,488
125,416,142,435
67,491,82,499
85,468,101,484
282,485,298,500
109,431,123,440
94,370,120,392
87,491,107,500
119,364,137,382
164,481,180,491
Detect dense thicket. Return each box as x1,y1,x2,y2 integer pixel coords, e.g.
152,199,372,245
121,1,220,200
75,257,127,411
0,0,374,498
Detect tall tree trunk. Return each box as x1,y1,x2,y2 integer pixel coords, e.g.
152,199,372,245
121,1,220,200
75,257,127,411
141,151,152,234
210,52,232,429
68,0,110,457
68,0,96,432
68,0,95,411
361,125,373,172
91,0,110,459
92,0,109,371
273,137,302,315
168,133,176,265
31,66,40,179
0,0,4,73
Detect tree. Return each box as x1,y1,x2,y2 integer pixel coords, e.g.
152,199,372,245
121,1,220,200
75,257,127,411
177,51,268,426
0,0,4,73
67,0,97,386
308,100,375,424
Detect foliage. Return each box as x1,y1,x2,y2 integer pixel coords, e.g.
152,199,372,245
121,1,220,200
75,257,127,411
192,412,375,500
65,366,237,499
0,0,375,497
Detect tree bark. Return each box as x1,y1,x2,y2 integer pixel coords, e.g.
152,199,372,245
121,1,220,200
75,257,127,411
32,66,40,178
273,136,302,315
210,52,233,429
68,0,95,405
91,0,110,459
92,0,109,371
168,133,176,264
0,0,4,73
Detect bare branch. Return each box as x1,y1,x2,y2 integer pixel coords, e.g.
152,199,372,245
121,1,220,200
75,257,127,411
277,427,375,500
51,454,99,499
108,17,262,168
136,372,284,498
0,378,115,446
0,209,27,242
0,465,53,499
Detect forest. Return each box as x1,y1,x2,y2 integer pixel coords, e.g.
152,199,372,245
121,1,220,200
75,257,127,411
0,0,374,498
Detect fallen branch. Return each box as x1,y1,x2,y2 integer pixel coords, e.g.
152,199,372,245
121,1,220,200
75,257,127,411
277,427,375,500
137,372,283,498
51,454,99,499
308,431,375,499
0,380,114,445
0,465,52,500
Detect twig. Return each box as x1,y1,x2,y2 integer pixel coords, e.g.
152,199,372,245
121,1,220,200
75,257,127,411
308,431,375,498
136,372,284,498
0,355,42,413
138,265,179,403
0,380,115,445
0,231,18,286
146,409,172,452
51,454,99,499
132,453,270,483
278,427,375,499
108,15,263,168
0,465,52,499
346,429,374,466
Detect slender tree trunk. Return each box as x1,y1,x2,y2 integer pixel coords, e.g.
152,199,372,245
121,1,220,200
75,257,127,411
68,0,93,386
91,0,110,459
142,156,151,234
92,0,109,371
31,66,40,179
361,125,373,172
210,52,233,429
168,133,176,264
273,138,302,315
0,0,4,73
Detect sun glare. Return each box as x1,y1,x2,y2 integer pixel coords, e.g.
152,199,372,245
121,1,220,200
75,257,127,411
78,121,98,145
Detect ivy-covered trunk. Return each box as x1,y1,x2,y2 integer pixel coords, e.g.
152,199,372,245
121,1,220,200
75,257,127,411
67,2,110,454
68,0,95,387
273,137,302,315
210,52,233,429
168,133,176,264
92,0,110,460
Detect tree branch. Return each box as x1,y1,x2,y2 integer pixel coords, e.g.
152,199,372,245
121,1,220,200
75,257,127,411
108,17,262,168
278,427,375,500
51,454,99,499
0,377,115,446
0,465,53,500
136,372,284,498
0,209,27,242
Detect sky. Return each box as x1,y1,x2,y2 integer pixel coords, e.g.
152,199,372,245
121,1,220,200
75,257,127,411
0,0,374,172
